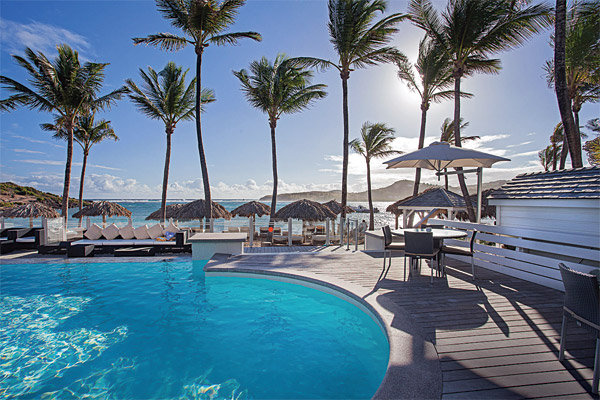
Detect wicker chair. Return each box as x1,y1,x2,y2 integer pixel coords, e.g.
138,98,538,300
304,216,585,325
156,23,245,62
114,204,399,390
381,226,405,280
404,231,440,284
558,263,599,394
441,230,478,280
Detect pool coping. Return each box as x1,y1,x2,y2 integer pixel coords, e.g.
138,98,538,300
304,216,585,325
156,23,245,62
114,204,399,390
205,253,442,400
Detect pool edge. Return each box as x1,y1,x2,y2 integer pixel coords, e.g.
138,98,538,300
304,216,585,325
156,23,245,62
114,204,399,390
205,255,442,400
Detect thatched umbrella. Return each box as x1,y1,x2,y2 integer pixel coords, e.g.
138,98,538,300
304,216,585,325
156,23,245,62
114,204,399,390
274,199,336,222
231,201,271,218
322,199,354,215
172,199,232,221
145,203,184,221
1,202,60,227
72,201,132,227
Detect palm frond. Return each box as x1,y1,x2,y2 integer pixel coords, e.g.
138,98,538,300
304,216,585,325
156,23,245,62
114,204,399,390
286,57,338,73
132,33,191,51
209,31,262,46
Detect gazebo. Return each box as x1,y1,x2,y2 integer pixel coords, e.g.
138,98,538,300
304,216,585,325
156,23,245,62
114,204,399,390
386,188,467,228
72,201,132,228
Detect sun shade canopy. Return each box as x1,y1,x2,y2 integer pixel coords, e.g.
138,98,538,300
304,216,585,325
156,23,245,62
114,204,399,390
384,141,510,171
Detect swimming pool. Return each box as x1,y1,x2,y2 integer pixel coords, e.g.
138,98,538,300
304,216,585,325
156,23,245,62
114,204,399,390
1,260,389,399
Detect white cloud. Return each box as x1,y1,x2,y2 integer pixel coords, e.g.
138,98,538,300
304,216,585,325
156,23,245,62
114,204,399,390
507,141,532,148
13,148,45,154
14,159,121,171
510,150,540,158
0,18,91,59
10,134,62,149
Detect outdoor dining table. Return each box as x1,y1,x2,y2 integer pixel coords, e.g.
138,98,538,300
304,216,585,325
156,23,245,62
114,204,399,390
392,228,468,241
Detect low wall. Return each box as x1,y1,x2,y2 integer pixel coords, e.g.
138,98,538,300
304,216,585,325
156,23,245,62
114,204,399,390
428,218,600,291
188,233,246,260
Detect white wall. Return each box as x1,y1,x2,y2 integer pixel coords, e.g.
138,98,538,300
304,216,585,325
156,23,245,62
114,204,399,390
493,199,600,242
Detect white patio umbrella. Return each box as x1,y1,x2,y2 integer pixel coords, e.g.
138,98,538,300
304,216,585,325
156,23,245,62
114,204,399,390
384,141,510,222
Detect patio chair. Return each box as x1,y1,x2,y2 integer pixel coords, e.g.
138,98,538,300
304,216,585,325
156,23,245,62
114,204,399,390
404,231,440,284
558,263,599,394
381,226,405,279
441,230,478,280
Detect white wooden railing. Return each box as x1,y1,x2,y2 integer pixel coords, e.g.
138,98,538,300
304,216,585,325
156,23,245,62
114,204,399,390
429,218,600,291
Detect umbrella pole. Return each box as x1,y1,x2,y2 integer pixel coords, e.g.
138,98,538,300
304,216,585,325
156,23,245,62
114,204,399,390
249,216,253,247
288,218,292,246
102,215,106,228
476,167,483,224
29,216,33,228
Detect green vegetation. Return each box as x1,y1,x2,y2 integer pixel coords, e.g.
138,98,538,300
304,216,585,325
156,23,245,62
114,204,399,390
0,182,90,209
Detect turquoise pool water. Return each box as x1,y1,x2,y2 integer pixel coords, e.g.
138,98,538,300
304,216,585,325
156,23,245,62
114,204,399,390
1,261,389,399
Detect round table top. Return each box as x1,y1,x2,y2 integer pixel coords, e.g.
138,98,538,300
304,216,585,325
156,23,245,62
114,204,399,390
392,228,468,239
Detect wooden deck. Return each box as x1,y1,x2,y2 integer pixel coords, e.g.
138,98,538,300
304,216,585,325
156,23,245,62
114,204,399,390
207,247,598,399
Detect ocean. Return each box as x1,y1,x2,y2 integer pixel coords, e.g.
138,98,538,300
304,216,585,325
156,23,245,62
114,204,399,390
2,200,400,233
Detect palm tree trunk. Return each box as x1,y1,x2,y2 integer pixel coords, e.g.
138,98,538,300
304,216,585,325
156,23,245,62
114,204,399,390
412,106,428,197
554,0,582,168
453,72,476,222
78,150,88,227
160,128,172,224
559,134,569,169
61,120,74,226
366,158,374,231
195,48,212,228
269,122,278,224
340,72,350,218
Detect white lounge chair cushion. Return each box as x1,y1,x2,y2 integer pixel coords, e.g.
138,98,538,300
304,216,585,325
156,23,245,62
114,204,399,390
228,227,240,232
133,225,150,240
119,225,135,240
163,222,180,235
147,223,164,240
16,237,35,243
102,224,120,240
72,239,104,245
84,223,103,240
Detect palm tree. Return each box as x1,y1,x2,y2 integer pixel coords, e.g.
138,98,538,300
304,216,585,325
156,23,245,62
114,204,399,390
290,0,407,222
397,36,471,197
549,122,564,170
544,1,600,168
42,114,118,225
440,117,479,190
350,122,400,230
583,118,600,166
133,0,261,226
233,54,327,223
409,0,552,221
126,62,215,223
538,146,554,172
0,45,126,224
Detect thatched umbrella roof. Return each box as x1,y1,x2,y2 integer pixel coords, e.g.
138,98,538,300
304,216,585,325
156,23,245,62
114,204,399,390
1,202,60,227
172,199,232,220
1,202,60,218
145,203,184,220
72,201,132,218
231,201,270,217
274,199,337,221
322,199,354,215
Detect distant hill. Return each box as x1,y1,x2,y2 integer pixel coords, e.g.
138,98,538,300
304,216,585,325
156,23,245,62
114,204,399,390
260,179,508,203
0,182,91,209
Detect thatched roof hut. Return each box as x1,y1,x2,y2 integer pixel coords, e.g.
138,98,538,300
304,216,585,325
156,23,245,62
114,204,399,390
1,202,60,227
386,188,466,216
231,201,271,217
145,203,184,220
73,201,132,218
274,199,337,221
172,199,232,221
322,199,354,215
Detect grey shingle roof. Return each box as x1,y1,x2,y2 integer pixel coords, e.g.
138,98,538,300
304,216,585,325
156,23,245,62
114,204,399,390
490,167,600,200
392,188,467,208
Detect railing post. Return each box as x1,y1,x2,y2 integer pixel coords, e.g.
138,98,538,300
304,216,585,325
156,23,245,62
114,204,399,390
249,216,253,247
325,218,330,246
339,215,345,244
355,220,358,251
476,167,483,224
346,218,350,250
209,218,214,233
288,217,293,246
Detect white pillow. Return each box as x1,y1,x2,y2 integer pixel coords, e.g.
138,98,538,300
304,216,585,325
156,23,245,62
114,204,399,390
147,223,164,239
163,221,180,235
119,225,135,240
102,224,120,240
133,225,150,240
84,223,103,240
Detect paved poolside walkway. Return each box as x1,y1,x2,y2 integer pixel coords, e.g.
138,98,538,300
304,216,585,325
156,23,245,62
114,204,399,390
206,247,598,399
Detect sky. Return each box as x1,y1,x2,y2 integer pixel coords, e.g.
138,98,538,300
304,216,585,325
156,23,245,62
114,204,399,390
0,0,597,200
